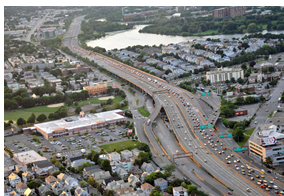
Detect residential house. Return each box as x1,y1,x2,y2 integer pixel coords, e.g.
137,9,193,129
4,185,12,196
154,178,168,193
94,171,111,183
57,173,69,182
66,155,84,166
15,182,27,195
48,167,60,175
64,177,79,190
141,183,155,196
83,165,102,179
141,163,155,174
38,185,51,196
24,188,36,196
51,181,66,195
45,175,57,188
132,149,143,157
71,159,95,170
22,171,34,183
99,154,110,160
166,175,176,184
119,159,132,172
129,166,142,176
109,152,121,161
103,176,120,186
7,191,20,196
106,180,130,192
162,193,171,196
59,191,72,196
34,168,48,178
33,160,54,172
121,150,133,160
173,186,188,196
128,174,141,188
140,172,149,183
116,167,128,178
117,187,135,196
8,173,21,187
74,187,88,196
14,163,27,173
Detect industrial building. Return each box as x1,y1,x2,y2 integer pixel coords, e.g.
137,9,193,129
212,6,246,18
83,82,107,95
206,67,244,83
249,123,284,166
34,110,126,139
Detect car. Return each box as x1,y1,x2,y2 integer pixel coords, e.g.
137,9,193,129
204,143,206,146
260,184,266,188
250,177,254,181
230,154,234,157
228,191,232,195
195,146,198,149
195,151,197,154
246,188,251,192
241,165,244,168
263,180,267,183
227,161,231,164
255,121,257,124
222,151,225,154
45,147,49,150
261,175,265,178
204,159,207,163
273,185,278,189
223,147,226,150
218,151,221,154
266,188,270,191
236,167,240,170
236,159,240,162
258,180,263,183
242,172,246,175
257,182,261,185
206,151,209,154
188,143,191,147
77,177,81,181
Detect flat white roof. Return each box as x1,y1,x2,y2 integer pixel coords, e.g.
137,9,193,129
34,109,125,134
14,150,47,164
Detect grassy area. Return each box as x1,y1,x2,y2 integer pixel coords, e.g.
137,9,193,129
99,140,138,153
4,105,62,121
136,99,139,106
244,127,256,136
138,106,150,117
100,71,124,84
75,96,124,107
192,29,218,36
237,135,250,147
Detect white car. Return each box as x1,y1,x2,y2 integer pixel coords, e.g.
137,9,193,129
204,143,207,146
273,185,278,190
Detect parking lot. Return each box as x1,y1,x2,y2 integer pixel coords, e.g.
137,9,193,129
5,125,134,160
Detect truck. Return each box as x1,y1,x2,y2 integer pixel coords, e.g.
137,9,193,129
234,110,248,116
201,87,205,92
56,153,62,158
154,80,157,83
81,149,86,154
147,119,151,126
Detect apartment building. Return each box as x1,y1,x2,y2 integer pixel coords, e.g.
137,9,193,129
212,6,246,18
206,67,244,83
83,82,107,95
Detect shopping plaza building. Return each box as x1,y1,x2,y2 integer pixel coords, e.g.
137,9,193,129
34,110,126,139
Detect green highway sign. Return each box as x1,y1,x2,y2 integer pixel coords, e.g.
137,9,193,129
228,133,233,137
205,117,208,120
208,124,213,128
202,93,206,96
220,134,224,138
234,147,241,152
242,147,247,151
199,125,207,129
207,92,210,95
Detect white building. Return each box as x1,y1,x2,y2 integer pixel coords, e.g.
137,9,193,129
249,123,284,165
206,67,244,83
173,186,188,196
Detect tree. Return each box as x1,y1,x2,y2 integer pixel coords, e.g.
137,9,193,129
17,118,26,126
74,102,78,106
138,151,151,163
101,159,111,173
27,181,41,189
75,107,82,114
225,79,230,84
230,77,235,83
165,69,172,75
37,114,47,122
137,142,150,152
264,55,269,60
235,97,244,105
233,127,245,143
195,83,199,87
264,156,273,167
45,190,54,196
27,116,35,124
259,95,266,102
162,164,176,174
222,89,227,95
166,186,173,194
170,178,184,187
241,64,247,70
250,61,256,67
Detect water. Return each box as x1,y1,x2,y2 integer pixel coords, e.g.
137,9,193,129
86,25,284,51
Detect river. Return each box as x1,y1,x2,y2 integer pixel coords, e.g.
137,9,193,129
86,25,284,51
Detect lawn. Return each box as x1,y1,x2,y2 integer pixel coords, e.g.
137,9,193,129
136,99,139,106
244,127,256,136
4,105,62,121
192,29,219,36
237,135,250,147
75,96,124,107
99,140,138,153
138,106,150,117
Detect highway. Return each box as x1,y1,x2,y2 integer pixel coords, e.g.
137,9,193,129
63,16,284,196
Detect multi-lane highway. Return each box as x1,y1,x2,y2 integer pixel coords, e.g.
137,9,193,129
63,16,284,196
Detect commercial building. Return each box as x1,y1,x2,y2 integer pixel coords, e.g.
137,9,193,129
83,82,107,95
249,123,284,165
13,150,47,164
206,67,244,84
212,6,246,18
34,110,126,139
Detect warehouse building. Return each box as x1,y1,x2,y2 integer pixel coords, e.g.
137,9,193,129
34,110,126,139
249,123,284,166
206,67,244,84
13,150,47,164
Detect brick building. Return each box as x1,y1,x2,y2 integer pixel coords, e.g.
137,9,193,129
212,6,246,18
61,64,90,76
83,82,107,95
